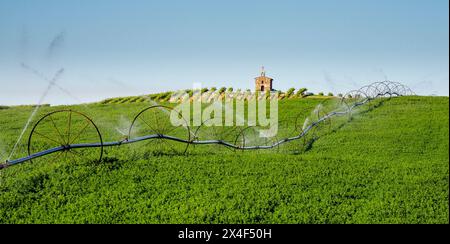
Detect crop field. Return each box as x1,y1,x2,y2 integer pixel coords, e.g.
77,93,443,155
0,96,448,223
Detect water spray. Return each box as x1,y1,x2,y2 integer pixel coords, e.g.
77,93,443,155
21,63,85,104
7,67,64,161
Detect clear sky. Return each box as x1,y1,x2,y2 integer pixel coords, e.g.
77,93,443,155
0,0,448,105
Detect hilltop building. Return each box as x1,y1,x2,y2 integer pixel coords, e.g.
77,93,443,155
255,66,274,92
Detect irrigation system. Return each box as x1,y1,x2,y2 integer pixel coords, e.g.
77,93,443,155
0,81,414,170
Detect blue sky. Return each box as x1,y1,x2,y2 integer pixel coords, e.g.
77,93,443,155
0,0,448,105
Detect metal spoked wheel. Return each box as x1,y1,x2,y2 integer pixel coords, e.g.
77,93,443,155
189,118,242,153
128,105,191,155
27,110,103,164
340,90,369,120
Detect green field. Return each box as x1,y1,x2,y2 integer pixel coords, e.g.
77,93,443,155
0,96,448,223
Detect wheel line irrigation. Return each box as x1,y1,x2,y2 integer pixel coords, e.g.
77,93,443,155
0,81,414,170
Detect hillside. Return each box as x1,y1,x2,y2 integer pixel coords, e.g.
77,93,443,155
0,96,448,223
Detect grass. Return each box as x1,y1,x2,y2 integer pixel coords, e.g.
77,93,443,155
0,96,448,223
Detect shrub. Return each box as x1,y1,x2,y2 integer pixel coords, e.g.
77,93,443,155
148,94,159,100
286,88,295,98
157,92,172,101
136,97,147,103
111,98,124,104
129,97,141,103
296,88,308,98
185,89,193,97
218,87,227,94
118,97,131,104
100,98,114,104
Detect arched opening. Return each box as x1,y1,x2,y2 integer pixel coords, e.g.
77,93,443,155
260,85,264,91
